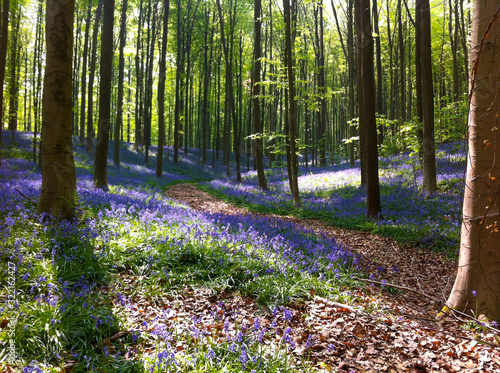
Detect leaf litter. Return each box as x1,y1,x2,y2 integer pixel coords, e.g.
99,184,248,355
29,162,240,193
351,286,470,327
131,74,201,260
105,183,500,372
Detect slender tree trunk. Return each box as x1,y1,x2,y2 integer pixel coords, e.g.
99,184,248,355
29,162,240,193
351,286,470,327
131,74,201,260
445,3,500,321
373,0,383,144
415,0,423,160
420,0,437,195
173,0,183,164
114,0,128,165
0,0,9,166
32,1,44,164
284,0,300,204
347,0,356,167
8,10,20,139
134,0,144,150
156,0,170,177
356,0,367,186
79,0,91,146
37,0,77,219
94,0,115,189
87,0,103,154
253,0,268,190
216,0,241,182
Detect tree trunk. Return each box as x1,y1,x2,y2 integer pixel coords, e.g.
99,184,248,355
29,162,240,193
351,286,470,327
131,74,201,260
94,0,115,189
315,1,327,166
173,0,183,164
358,0,382,218
445,3,500,321
156,0,170,177
253,0,268,190
87,0,103,154
216,0,241,182
79,0,92,146
115,0,128,165
420,0,437,195
37,0,77,219
0,0,9,167
284,0,300,204
355,0,367,186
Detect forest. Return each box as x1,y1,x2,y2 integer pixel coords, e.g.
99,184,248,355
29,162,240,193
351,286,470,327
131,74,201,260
1,0,500,371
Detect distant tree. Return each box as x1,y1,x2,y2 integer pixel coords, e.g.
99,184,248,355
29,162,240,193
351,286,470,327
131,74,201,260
94,0,114,189
252,0,267,190
283,0,300,205
115,0,128,166
86,0,103,154
156,0,170,178
79,0,92,147
37,0,77,219
216,0,242,182
444,3,500,321
0,0,9,167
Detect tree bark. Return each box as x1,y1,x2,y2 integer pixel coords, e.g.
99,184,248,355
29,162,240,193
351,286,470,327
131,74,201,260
284,0,300,205
445,3,500,321
37,0,77,219
78,0,92,146
0,0,9,167
156,0,170,178
86,0,103,154
216,0,241,182
94,0,115,189
420,0,437,195
253,0,268,190
114,0,128,165
358,0,382,219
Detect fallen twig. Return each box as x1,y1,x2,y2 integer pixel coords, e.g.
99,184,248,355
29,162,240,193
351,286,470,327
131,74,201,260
353,276,436,301
15,188,36,207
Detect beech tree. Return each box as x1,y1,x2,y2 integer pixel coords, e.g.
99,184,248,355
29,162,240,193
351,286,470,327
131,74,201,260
0,0,9,166
94,0,114,189
37,0,77,219
444,3,500,321
252,0,267,190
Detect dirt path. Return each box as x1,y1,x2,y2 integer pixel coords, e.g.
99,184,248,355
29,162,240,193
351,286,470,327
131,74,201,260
166,182,499,372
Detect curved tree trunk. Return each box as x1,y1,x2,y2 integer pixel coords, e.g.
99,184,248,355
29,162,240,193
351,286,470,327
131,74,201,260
37,0,77,219
445,3,500,321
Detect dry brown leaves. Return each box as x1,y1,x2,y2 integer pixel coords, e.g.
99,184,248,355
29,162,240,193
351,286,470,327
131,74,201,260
161,183,500,372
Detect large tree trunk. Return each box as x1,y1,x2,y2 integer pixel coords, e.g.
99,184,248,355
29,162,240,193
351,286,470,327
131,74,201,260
37,0,77,219
94,0,115,189
420,0,437,195
444,3,500,321
252,0,268,190
156,0,170,178
358,0,382,219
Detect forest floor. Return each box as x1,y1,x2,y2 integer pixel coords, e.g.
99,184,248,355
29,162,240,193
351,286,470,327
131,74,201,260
166,182,500,372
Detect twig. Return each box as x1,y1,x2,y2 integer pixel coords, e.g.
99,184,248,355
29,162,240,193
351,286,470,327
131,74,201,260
353,276,436,301
15,188,36,206
418,326,499,348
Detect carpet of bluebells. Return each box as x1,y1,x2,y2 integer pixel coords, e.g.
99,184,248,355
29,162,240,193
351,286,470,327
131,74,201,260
0,131,357,372
204,142,466,254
